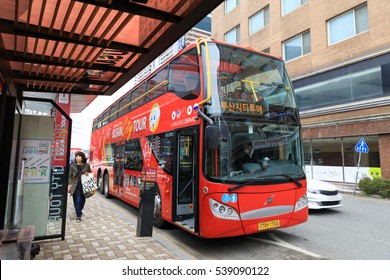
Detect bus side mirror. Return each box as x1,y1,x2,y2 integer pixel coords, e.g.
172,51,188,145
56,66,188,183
205,125,218,150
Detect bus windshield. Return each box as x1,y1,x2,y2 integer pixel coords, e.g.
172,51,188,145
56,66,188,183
207,43,297,115
205,118,305,183
204,43,305,183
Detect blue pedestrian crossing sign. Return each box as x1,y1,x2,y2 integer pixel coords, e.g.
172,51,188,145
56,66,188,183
355,138,369,153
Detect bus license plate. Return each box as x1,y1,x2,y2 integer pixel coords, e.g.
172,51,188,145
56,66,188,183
258,220,280,231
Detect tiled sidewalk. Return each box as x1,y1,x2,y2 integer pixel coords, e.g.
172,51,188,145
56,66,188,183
29,183,361,260
34,194,183,260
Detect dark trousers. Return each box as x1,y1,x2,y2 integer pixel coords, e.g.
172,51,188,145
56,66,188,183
72,193,86,218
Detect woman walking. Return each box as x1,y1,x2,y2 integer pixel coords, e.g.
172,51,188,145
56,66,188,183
68,151,91,222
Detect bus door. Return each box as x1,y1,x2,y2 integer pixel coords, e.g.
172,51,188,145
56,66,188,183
114,142,125,197
174,128,198,231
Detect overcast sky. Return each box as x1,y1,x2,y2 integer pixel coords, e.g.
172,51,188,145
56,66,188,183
70,80,134,150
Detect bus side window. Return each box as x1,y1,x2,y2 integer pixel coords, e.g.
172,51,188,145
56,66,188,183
183,71,200,97
118,94,131,117
146,68,168,102
131,82,146,110
146,79,156,101
109,103,119,122
169,48,200,100
124,139,143,171
101,111,109,126
169,70,200,100
147,133,174,174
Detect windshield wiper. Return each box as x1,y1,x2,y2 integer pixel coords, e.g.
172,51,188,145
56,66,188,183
228,180,258,192
282,175,303,186
228,174,303,192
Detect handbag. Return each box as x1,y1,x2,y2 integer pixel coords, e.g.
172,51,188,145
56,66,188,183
81,173,98,198
84,189,96,198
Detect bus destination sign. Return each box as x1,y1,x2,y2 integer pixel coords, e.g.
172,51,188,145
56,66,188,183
220,100,263,115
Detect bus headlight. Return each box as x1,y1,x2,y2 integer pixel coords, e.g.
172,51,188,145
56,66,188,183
295,194,308,212
209,198,239,220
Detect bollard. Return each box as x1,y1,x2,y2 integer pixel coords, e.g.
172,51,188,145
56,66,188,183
136,183,155,237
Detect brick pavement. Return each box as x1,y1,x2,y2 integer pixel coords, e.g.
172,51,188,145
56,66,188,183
33,194,184,260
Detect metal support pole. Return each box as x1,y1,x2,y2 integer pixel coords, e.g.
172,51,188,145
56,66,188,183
354,152,362,196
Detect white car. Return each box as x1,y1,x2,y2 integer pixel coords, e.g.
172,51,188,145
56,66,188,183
306,179,343,209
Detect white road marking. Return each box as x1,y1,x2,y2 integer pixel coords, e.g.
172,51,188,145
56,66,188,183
247,232,323,259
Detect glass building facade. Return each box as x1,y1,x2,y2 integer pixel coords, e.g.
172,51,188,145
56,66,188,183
294,53,390,111
294,53,389,182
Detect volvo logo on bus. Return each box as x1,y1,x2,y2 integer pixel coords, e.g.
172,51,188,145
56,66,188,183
264,195,275,206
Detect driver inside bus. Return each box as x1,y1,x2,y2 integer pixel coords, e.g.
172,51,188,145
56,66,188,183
240,142,258,165
238,142,265,173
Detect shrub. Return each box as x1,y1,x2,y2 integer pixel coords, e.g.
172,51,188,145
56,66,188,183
378,179,390,198
358,177,378,195
359,177,390,198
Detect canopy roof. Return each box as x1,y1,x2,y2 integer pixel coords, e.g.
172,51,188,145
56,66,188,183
0,0,222,112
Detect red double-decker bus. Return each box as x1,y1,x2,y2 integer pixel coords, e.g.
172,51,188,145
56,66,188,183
89,38,308,238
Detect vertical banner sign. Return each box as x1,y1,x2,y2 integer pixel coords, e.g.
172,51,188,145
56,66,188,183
50,93,71,221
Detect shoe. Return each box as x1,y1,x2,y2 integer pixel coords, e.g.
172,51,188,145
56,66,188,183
76,217,81,222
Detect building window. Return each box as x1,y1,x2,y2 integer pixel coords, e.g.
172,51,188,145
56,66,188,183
283,31,311,61
225,0,239,14
282,0,308,16
328,4,368,45
225,25,240,44
294,62,386,111
249,6,269,35
304,136,380,182
342,136,380,168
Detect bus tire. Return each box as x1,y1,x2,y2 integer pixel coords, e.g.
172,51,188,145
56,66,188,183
97,171,104,194
154,186,168,228
103,173,111,199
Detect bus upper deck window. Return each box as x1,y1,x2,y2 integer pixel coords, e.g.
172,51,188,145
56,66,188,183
184,72,200,93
